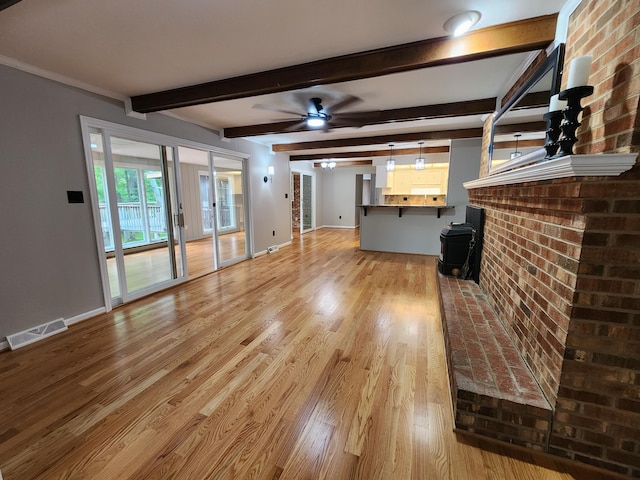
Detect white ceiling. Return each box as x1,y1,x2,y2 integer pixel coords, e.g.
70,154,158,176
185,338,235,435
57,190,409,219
0,0,569,158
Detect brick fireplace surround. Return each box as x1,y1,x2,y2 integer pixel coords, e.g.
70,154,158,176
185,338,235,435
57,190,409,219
440,1,640,476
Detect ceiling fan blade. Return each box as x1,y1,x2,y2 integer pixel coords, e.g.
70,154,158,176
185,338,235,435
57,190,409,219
329,115,366,128
327,94,362,113
253,104,303,117
283,120,308,132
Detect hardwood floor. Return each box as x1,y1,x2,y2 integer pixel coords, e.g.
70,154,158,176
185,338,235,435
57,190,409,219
0,229,617,479
106,232,247,295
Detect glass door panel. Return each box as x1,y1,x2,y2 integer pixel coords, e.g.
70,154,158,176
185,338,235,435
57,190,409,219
301,173,313,233
212,156,247,266
108,136,178,296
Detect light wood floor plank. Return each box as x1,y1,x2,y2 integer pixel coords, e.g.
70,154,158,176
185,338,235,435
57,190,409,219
0,229,620,480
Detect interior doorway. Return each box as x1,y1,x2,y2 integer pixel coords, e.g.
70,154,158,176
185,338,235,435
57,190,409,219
290,169,315,236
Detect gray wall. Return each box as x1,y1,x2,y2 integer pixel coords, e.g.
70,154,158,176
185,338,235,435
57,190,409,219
321,166,375,228
0,64,290,340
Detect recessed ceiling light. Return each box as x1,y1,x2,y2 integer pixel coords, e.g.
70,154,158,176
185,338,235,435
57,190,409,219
444,10,481,36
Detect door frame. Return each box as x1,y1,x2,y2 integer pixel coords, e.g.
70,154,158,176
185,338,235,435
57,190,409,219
290,166,316,236
209,152,250,268
80,116,251,311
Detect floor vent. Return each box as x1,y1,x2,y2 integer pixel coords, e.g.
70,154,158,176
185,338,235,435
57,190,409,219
267,245,279,253
6,318,67,350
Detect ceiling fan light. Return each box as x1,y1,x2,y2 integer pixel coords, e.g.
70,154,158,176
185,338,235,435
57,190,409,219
444,10,481,36
328,161,336,169
321,161,328,168
306,116,326,128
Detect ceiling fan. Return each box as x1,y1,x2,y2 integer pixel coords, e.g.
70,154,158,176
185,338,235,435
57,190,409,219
255,93,362,131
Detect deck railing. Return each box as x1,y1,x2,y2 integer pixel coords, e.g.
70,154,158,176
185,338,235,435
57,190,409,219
99,203,167,250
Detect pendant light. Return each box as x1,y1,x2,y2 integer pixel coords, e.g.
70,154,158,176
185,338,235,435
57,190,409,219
415,141,425,170
386,144,395,172
510,133,522,159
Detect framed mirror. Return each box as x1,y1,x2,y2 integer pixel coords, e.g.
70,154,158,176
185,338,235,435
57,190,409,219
488,43,565,173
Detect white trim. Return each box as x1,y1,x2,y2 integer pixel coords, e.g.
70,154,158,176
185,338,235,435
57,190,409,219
0,55,126,101
322,225,359,229
0,306,110,352
496,50,542,110
80,119,113,311
464,154,638,190
0,56,227,133
124,98,147,120
80,116,249,160
64,307,107,326
556,0,583,45
252,240,292,258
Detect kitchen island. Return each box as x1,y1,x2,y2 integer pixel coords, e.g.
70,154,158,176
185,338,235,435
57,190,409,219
358,203,455,255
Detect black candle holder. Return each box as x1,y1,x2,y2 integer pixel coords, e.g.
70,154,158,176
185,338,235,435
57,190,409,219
543,110,563,159
556,85,594,157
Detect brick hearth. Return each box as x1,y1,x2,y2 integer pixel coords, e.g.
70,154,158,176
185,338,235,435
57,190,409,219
437,273,552,449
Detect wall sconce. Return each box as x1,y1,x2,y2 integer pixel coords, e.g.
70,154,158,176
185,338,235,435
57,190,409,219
264,165,275,183
386,144,395,172
415,141,425,170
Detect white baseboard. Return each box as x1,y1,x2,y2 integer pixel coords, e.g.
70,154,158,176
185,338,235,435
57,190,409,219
321,225,358,229
65,307,106,326
0,306,107,352
253,240,291,258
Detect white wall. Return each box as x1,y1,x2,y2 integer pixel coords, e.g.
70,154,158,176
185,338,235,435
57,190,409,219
0,64,291,340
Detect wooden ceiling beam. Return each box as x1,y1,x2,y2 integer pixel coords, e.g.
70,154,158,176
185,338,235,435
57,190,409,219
222,98,496,138
291,146,450,161
313,160,373,168
494,121,547,135
273,128,485,152
494,139,544,149
130,14,557,113
0,0,22,12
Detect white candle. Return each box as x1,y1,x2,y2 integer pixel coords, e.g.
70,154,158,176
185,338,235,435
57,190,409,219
549,94,567,112
566,55,593,89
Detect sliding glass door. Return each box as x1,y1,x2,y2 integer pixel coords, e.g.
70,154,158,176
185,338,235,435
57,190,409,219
211,155,248,267
87,129,185,306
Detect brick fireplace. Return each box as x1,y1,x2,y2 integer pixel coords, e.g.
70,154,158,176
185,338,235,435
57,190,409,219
460,1,640,476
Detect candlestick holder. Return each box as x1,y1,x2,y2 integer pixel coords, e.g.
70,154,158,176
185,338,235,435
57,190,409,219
543,110,563,159
556,85,594,157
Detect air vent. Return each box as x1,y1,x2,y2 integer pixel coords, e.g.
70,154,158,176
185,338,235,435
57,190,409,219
6,318,67,350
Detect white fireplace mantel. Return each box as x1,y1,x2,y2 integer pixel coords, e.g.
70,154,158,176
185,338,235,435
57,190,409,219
464,153,638,190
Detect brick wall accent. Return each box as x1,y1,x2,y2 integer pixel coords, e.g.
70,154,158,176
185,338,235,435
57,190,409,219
467,180,584,405
566,0,640,155
467,0,640,474
550,1,640,475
